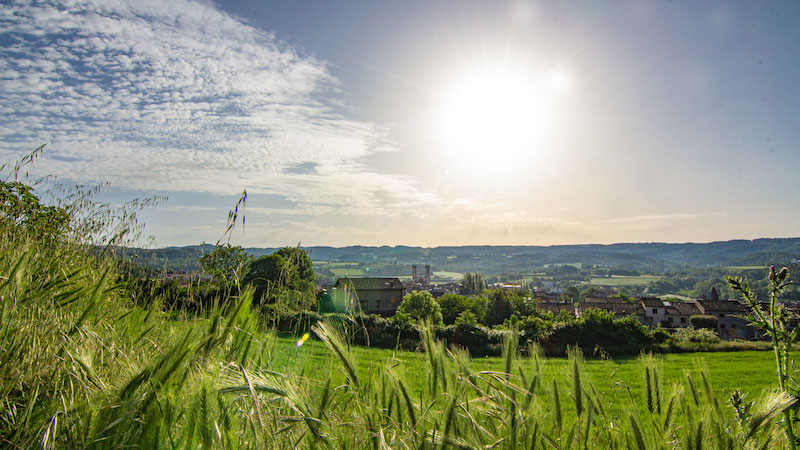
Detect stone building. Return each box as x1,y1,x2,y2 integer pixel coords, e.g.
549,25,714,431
663,301,702,328
640,297,666,326
694,299,752,339
332,277,406,317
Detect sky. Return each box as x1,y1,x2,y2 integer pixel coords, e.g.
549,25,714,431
1,0,799,248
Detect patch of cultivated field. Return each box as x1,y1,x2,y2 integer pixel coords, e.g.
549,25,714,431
589,275,661,286
432,270,463,281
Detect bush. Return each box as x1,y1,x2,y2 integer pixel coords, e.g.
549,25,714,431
544,308,653,355
519,315,552,343
691,315,718,330
653,326,670,344
352,314,419,348
672,327,720,344
439,323,505,356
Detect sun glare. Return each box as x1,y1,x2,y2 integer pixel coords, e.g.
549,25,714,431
437,66,566,171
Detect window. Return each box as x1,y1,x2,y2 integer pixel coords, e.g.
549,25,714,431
652,308,658,313
680,317,686,324
668,317,674,323
731,324,737,329
720,324,726,329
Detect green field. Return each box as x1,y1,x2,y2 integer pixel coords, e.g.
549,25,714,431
432,270,463,281
588,275,661,286
273,334,776,418
329,267,365,277
722,265,770,271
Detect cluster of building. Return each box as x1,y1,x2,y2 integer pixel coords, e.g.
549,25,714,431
539,295,756,339
330,275,800,340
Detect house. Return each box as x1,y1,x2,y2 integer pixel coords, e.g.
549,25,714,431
332,278,406,317
577,302,646,324
694,299,752,339
640,297,666,326
663,301,702,328
428,283,462,298
533,290,562,303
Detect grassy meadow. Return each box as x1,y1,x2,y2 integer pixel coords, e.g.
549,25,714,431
274,335,777,418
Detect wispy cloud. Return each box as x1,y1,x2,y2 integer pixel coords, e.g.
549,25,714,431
0,0,438,218
602,212,725,225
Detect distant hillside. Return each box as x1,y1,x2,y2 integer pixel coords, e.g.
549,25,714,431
124,238,800,275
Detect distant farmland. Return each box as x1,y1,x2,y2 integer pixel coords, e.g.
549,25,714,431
588,275,661,286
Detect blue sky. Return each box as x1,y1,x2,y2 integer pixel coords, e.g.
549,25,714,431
1,0,798,247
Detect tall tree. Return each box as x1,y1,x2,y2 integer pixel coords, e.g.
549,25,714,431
396,291,443,324
199,244,250,286
565,285,581,303
243,247,316,309
461,272,487,296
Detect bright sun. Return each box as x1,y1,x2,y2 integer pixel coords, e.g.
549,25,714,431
437,66,568,170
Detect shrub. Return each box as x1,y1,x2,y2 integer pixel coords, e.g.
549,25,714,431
672,327,720,344
439,323,505,356
545,308,653,355
652,326,670,343
690,314,718,330
519,315,552,343
352,314,419,349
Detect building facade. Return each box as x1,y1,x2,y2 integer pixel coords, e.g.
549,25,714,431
332,277,406,317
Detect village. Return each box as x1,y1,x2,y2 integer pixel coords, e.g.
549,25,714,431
329,263,792,341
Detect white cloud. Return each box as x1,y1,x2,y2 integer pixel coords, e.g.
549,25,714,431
602,212,724,225
0,0,438,218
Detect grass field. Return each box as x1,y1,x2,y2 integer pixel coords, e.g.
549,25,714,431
432,270,463,281
329,267,365,277
588,275,661,286
722,265,770,271
270,333,776,420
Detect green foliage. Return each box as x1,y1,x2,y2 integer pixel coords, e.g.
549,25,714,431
691,314,719,330
652,326,670,343
454,310,477,326
672,327,721,344
436,293,487,325
275,246,315,291
199,244,250,286
728,265,799,449
460,272,486,295
244,247,316,310
519,315,552,343
0,179,68,238
546,308,653,354
485,289,514,325
245,253,287,294
565,284,581,302
396,290,443,324
437,293,466,324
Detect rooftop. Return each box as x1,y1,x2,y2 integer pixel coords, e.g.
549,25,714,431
640,297,665,307
333,277,406,290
